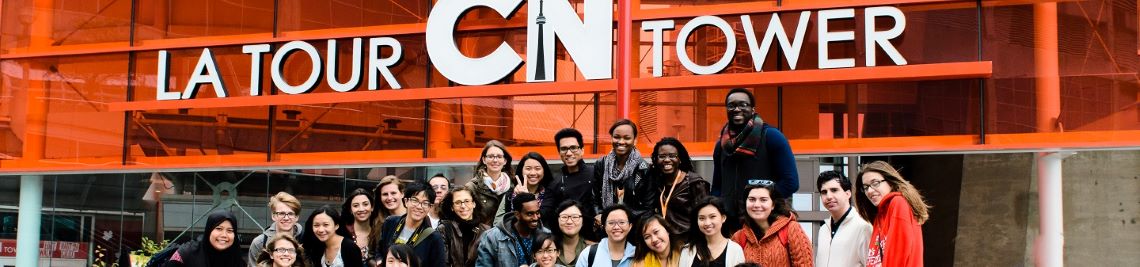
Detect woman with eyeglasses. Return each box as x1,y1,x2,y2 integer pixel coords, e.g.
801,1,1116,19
730,182,812,267
464,140,515,226
437,187,490,266
593,119,650,222
679,197,744,267
551,200,595,266
853,161,930,267
631,214,682,267
341,188,379,262
374,182,446,267
302,205,364,267
629,137,709,235
576,204,636,267
508,152,553,213
256,233,310,267
531,233,566,267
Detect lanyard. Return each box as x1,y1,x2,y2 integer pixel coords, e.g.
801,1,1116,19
659,171,685,217
392,217,422,245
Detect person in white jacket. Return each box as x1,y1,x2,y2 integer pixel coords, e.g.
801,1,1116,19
814,171,872,267
679,197,745,267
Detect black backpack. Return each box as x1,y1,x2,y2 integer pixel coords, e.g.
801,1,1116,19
143,244,179,267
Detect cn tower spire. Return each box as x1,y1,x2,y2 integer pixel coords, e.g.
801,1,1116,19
534,0,547,80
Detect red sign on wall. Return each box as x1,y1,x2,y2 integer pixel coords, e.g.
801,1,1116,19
0,239,89,259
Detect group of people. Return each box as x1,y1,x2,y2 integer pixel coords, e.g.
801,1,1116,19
161,88,932,267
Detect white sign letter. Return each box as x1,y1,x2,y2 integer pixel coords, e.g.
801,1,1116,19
242,44,271,96
327,38,363,92
817,9,855,69
642,20,674,77
526,0,614,82
865,6,907,66
426,0,524,85
155,50,180,101
182,48,228,99
676,16,736,75
271,41,323,94
741,11,811,71
368,37,403,90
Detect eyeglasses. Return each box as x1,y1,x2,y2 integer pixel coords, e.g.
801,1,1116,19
272,212,297,219
273,248,296,255
655,153,679,161
536,248,558,255
862,179,887,191
747,179,774,187
605,220,629,228
431,185,449,191
558,145,582,153
404,198,433,208
452,199,474,207
558,214,582,222
484,154,505,160
726,103,753,111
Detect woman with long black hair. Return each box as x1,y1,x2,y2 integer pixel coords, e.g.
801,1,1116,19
679,197,744,267
302,205,363,267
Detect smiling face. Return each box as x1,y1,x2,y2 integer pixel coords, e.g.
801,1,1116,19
270,239,297,267
385,250,409,267
557,206,583,237
451,190,476,221
272,203,297,232
610,125,636,156
428,177,449,205
208,220,235,251
726,92,755,127
604,210,631,243
641,219,671,255
534,239,558,267
406,192,431,223
350,195,373,223
557,137,583,167
745,188,774,223
482,146,506,173
655,144,680,175
819,179,852,214
695,205,726,238
861,171,893,206
516,200,541,231
311,213,339,243
380,184,404,211
521,158,544,187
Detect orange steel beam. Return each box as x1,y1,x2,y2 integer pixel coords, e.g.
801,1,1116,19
634,0,1066,20
1035,3,1060,133
631,61,992,91
5,131,1140,173
109,79,617,111
107,62,988,111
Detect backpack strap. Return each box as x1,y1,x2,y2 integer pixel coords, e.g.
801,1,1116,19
587,244,599,266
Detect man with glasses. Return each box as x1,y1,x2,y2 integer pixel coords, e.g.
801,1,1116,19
541,128,600,241
427,173,450,228
476,192,550,267
376,182,446,267
248,192,303,266
712,88,799,234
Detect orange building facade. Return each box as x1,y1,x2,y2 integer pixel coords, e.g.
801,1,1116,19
0,0,1138,266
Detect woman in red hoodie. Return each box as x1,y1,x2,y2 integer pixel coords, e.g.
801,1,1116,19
853,161,931,267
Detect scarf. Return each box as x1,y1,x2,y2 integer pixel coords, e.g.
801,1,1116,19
482,170,512,195
719,114,766,157
601,148,645,208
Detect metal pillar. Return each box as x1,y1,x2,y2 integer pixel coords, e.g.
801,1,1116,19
1036,151,1070,267
17,175,43,267
1034,3,1063,266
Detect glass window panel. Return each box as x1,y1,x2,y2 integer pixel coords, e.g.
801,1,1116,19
0,0,133,53
133,0,274,44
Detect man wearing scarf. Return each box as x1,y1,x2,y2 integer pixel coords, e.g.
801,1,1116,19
712,88,800,234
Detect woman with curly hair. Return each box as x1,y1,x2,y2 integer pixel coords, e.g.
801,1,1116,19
854,161,931,267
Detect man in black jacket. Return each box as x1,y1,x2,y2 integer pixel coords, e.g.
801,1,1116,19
540,128,599,241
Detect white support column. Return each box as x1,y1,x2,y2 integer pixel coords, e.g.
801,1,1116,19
17,175,43,267
1036,151,1072,267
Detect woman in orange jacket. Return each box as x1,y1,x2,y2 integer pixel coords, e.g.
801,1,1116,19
853,161,931,267
730,181,812,267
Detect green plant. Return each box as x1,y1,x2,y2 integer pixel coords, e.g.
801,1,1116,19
133,237,172,258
